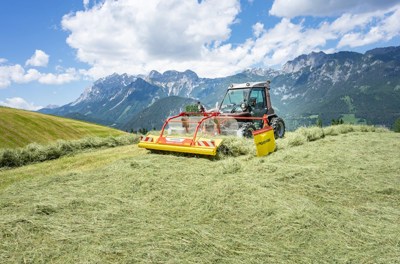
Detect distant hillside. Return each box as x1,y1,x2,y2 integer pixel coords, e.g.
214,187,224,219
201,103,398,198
0,107,125,148
40,46,400,130
39,69,278,129
277,46,400,128
122,96,198,131
40,75,168,127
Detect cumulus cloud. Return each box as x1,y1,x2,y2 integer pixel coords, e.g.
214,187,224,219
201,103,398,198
0,65,40,88
25,50,50,67
338,7,400,47
252,22,265,38
83,0,90,9
236,3,400,67
0,63,80,88
270,0,399,18
234,3,400,68
0,97,43,111
0,0,398,89
59,0,400,78
39,68,80,85
61,0,241,78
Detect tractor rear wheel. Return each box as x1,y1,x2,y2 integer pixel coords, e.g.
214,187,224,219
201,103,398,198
271,117,285,139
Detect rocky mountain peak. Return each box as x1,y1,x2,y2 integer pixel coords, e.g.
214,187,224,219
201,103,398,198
243,68,280,77
40,45,400,131
94,73,136,87
365,46,400,56
365,46,400,62
283,51,328,73
71,73,138,106
182,69,199,79
147,69,198,82
148,70,162,79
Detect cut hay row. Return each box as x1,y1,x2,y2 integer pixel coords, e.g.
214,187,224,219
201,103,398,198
0,134,139,168
0,125,389,168
218,124,390,158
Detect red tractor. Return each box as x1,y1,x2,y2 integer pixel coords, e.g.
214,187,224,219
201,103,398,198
138,81,285,156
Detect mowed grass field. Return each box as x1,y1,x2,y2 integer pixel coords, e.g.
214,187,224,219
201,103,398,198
0,107,124,148
0,127,399,263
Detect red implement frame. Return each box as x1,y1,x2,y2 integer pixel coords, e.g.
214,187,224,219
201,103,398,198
138,111,271,156
156,111,269,144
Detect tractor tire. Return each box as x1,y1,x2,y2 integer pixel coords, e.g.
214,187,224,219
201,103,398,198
271,117,285,139
237,123,256,138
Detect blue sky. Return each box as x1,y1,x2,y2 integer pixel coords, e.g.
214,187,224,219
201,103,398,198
0,0,399,110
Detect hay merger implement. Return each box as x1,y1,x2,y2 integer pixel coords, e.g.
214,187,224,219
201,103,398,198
138,81,285,156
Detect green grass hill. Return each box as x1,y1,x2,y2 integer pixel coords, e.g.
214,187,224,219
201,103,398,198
0,126,399,263
0,106,125,148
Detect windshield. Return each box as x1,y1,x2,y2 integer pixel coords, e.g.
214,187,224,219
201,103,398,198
219,88,250,113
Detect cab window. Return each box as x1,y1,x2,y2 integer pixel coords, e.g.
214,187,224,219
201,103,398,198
249,88,266,109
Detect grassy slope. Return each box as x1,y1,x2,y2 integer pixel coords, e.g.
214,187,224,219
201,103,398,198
0,107,124,148
0,129,399,263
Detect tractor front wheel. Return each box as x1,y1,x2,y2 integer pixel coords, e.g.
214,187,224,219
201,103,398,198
237,123,256,138
271,117,285,139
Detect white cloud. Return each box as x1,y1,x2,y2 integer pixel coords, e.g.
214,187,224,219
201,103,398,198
270,0,399,18
25,50,50,67
252,22,265,38
83,0,90,9
338,7,400,48
235,4,400,68
0,97,43,111
254,3,400,66
0,0,398,89
61,0,241,78
0,63,80,88
38,68,80,85
0,64,40,88
56,0,400,78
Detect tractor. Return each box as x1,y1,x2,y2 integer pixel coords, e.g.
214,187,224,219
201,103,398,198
218,80,285,139
138,80,285,156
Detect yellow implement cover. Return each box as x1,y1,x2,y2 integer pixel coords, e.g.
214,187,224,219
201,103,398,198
138,135,223,156
252,127,276,157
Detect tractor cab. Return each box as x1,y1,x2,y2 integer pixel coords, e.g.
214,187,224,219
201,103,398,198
219,81,275,118
218,81,285,138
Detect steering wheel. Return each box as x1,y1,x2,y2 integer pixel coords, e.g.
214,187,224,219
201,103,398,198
230,104,239,113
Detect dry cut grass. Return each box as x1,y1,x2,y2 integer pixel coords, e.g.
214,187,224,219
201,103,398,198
218,124,390,157
0,125,399,263
0,134,139,168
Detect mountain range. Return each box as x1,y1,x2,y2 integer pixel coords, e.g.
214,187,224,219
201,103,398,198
40,46,400,130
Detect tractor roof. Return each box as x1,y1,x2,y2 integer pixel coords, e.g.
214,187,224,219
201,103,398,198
228,81,270,89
